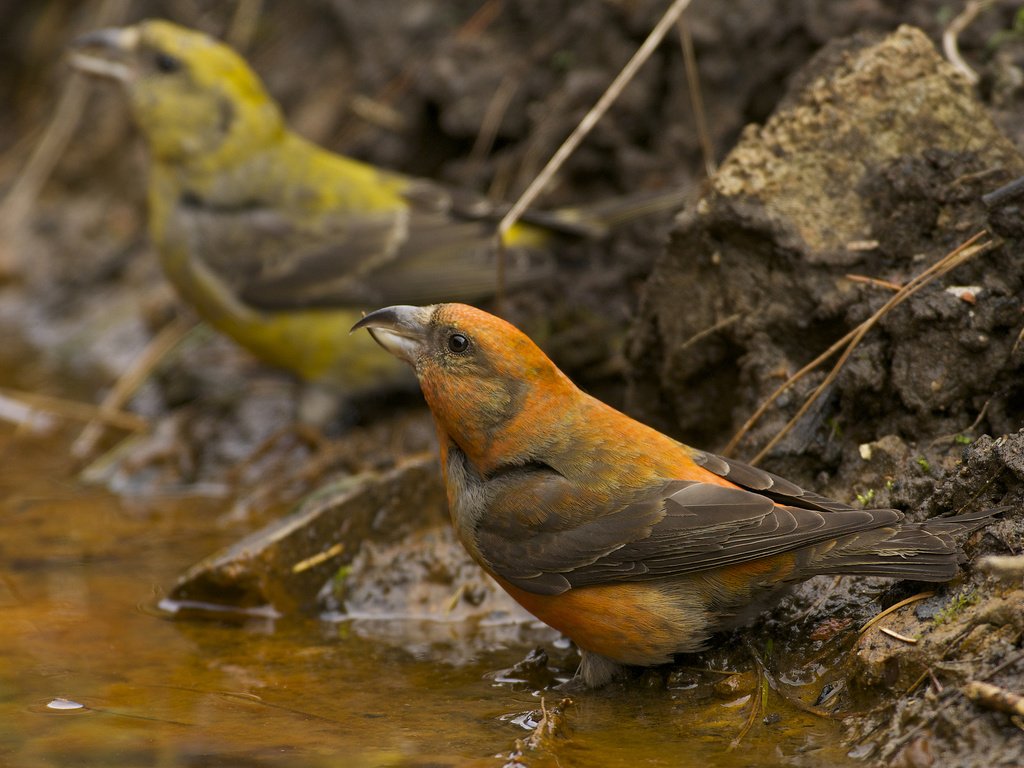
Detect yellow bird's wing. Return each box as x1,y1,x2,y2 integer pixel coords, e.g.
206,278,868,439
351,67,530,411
172,177,558,311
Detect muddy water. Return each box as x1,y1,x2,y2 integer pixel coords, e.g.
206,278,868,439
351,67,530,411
0,422,857,768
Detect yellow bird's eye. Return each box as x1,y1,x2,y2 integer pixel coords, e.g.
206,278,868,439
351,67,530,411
154,52,182,73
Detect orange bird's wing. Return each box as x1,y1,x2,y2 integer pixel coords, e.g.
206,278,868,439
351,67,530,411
689,450,861,514
474,466,908,597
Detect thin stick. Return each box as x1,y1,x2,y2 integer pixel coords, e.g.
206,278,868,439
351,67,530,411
675,313,741,355
751,233,991,463
723,326,858,456
495,0,695,240
845,273,903,292
225,0,264,51
727,231,989,457
0,0,129,275
454,0,506,41
904,669,931,697
859,592,935,635
728,661,764,750
677,16,715,178
1012,323,1024,356
0,85,89,253
964,680,1024,716
929,397,991,446
879,627,919,644
982,174,1024,207
470,74,519,163
71,314,196,459
0,387,147,431
729,232,989,461
885,650,1024,756
942,0,996,85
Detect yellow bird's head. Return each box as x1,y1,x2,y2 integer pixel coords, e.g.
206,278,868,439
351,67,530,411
70,19,284,167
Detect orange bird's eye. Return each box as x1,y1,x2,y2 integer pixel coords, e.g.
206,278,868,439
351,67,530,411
447,333,469,354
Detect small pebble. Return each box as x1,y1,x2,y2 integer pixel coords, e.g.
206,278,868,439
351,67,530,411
46,698,84,711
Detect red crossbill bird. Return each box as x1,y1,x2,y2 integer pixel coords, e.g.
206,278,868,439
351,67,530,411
352,303,994,687
68,20,682,395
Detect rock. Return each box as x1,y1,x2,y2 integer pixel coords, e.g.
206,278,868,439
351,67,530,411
713,670,757,699
166,454,447,613
322,524,547,664
628,26,1024,471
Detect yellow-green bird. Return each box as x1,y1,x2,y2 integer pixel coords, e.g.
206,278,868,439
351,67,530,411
69,20,682,394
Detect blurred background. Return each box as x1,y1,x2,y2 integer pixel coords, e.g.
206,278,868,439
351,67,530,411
5,0,1019,404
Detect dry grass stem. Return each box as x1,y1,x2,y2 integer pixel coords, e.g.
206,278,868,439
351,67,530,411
675,313,741,355
725,231,991,462
72,314,196,459
942,0,997,85
0,0,129,276
859,592,936,635
964,681,1024,716
728,662,764,750
225,0,263,51
845,273,903,292
677,16,716,177
929,397,992,446
0,387,147,431
495,0,695,240
470,75,519,163
879,627,919,644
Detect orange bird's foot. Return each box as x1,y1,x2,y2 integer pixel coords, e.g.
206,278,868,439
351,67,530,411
572,651,628,689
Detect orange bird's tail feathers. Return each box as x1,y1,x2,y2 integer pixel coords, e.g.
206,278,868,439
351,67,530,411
797,509,997,582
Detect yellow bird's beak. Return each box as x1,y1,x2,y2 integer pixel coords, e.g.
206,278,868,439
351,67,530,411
67,26,140,83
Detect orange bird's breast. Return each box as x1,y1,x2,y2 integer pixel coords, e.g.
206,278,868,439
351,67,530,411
493,551,800,666
496,577,704,666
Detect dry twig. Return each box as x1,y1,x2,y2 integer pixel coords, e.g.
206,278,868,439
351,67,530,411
725,232,992,461
0,0,130,275
844,273,903,292
728,661,765,750
225,0,264,51
677,16,715,178
964,680,1024,717
882,651,1024,756
929,398,992,446
879,627,919,644
0,387,146,432
976,555,1024,579
470,74,520,163
859,592,936,635
674,313,741,355
72,314,196,459
942,0,997,85
495,0,695,241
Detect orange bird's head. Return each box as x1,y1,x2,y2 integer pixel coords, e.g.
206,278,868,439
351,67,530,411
352,304,577,471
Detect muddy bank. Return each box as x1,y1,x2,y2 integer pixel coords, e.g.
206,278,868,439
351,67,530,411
628,24,1024,765
629,25,1024,459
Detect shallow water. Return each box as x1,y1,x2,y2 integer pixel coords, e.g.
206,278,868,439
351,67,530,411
0,419,858,768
